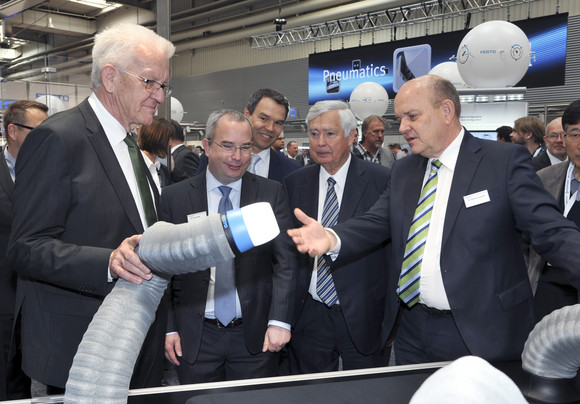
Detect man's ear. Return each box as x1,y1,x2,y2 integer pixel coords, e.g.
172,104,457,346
101,64,118,93
202,138,211,154
6,124,17,142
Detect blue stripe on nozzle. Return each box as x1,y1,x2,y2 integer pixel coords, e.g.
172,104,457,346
225,208,254,253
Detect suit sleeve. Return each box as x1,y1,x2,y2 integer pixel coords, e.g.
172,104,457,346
507,147,580,290
7,127,112,296
269,183,298,325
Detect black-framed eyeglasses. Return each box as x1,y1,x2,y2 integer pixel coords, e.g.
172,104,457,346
12,123,35,131
119,67,172,97
210,141,253,155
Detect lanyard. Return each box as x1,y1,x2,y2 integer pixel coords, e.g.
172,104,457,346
564,162,578,218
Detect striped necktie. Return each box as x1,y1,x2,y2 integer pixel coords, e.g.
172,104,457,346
316,177,339,306
397,159,442,307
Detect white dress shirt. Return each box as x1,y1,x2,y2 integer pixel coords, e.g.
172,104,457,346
88,93,157,282
250,148,271,178
88,93,157,231
141,151,162,194
419,129,465,310
309,155,352,304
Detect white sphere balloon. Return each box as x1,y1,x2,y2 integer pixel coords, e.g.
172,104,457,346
171,97,184,123
35,95,66,116
457,20,531,88
429,62,467,88
349,82,389,120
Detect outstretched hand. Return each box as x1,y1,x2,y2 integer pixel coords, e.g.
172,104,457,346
287,208,337,257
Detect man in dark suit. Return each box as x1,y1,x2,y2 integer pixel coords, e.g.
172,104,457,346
163,109,296,383
7,23,174,392
528,101,580,319
288,75,580,365
532,117,567,171
284,101,390,374
0,100,48,400
169,120,200,183
197,89,300,183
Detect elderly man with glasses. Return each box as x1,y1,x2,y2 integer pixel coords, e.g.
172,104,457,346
7,23,174,393
532,117,567,171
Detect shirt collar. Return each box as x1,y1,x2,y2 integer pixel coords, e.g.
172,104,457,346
87,93,127,146
141,150,160,170
430,127,465,172
205,168,242,193
319,153,351,187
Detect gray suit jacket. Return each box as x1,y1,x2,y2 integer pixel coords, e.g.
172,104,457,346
527,161,569,293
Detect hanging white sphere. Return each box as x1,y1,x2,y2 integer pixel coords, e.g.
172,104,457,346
429,62,467,88
35,95,66,116
349,82,389,120
457,20,531,88
171,97,184,123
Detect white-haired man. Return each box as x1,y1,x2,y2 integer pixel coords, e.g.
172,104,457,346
8,23,174,392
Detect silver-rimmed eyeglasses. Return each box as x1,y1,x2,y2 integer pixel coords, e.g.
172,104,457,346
119,67,172,97
211,141,253,155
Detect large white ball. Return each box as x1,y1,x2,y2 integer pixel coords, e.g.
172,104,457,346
429,62,467,88
349,82,389,120
171,97,184,123
35,95,66,116
457,20,531,88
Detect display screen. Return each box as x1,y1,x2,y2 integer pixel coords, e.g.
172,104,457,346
308,14,568,104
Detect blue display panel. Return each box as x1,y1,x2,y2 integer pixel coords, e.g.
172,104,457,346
308,14,568,104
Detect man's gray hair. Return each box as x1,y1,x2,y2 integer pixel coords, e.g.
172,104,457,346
306,100,357,138
91,23,175,90
205,109,252,142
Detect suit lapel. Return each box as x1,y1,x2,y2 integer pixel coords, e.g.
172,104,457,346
442,132,482,248
339,157,368,222
80,100,145,234
401,156,428,245
187,174,208,215
0,153,13,200
298,165,320,219
240,172,258,207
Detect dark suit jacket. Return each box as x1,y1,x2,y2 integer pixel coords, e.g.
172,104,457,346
197,149,300,183
333,131,580,362
171,144,200,183
7,98,162,388
532,149,551,171
284,156,390,355
160,171,296,362
0,152,14,316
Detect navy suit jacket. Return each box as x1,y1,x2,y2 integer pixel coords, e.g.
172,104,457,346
171,144,200,183
0,152,14,316
7,98,161,388
334,131,580,362
160,171,296,362
197,148,300,183
284,156,390,354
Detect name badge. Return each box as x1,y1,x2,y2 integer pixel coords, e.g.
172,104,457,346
463,190,490,208
187,211,207,223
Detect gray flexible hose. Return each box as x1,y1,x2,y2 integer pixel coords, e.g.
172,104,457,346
522,304,580,379
64,215,235,403
521,304,580,403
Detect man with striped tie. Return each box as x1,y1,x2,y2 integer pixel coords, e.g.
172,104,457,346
284,100,390,374
288,74,580,365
